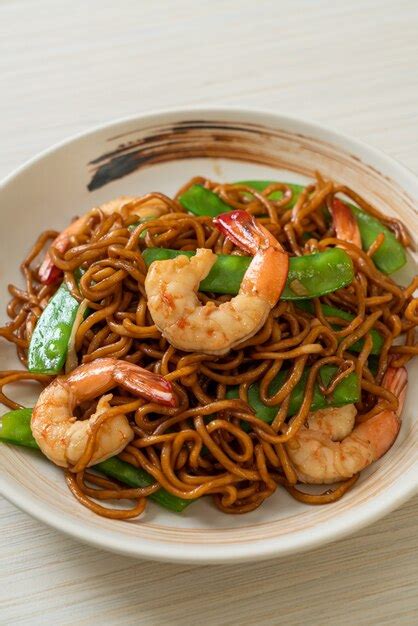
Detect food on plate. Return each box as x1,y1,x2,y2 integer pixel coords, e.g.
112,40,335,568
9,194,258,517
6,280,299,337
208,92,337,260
1,174,416,519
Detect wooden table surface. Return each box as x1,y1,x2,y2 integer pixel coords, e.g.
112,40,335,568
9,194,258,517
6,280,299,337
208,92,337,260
1,1,417,624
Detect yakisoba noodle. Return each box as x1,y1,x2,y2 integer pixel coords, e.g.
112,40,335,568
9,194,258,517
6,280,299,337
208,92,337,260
1,174,417,519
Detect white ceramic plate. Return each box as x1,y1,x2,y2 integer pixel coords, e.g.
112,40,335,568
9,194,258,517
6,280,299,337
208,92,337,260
0,108,417,563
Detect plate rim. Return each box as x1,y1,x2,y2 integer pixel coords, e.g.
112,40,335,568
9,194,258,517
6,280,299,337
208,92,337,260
2,104,418,193
1,451,416,564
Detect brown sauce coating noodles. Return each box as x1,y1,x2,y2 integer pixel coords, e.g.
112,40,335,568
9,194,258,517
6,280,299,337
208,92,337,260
1,174,417,519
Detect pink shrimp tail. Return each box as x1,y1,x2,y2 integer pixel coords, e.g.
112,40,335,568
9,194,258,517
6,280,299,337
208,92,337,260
358,364,408,462
66,358,178,407
356,411,400,461
114,363,177,407
38,258,63,284
331,198,362,248
213,210,289,304
38,236,69,284
382,364,408,417
213,210,272,254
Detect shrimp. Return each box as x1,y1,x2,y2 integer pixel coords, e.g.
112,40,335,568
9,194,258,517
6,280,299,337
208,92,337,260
305,404,358,441
39,196,168,284
286,365,407,484
144,210,289,355
31,357,176,468
331,197,362,248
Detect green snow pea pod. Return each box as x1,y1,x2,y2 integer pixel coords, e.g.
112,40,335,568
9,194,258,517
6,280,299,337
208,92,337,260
178,184,232,217
28,283,81,374
295,301,383,355
236,180,304,207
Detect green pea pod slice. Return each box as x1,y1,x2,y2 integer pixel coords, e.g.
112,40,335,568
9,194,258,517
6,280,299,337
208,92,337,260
142,247,354,300
295,301,383,354
236,180,304,207
0,408,38,448
226,365,359,424
28,283,81,374
178,185,231,217
348,203,406,275
128,215,155,237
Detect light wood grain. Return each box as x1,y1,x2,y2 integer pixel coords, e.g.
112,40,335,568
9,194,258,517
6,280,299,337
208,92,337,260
0,0,417,624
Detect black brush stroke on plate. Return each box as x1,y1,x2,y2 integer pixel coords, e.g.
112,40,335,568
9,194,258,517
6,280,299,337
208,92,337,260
86,120,269,191
88,152,151,191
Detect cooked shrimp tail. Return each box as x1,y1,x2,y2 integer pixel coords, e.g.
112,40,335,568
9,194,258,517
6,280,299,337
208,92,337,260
39,217,85,284
354,364,407,460
66,358,177,407
213,210,289,304
213,209,274,254
331,198,362,248
381,363,408,417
